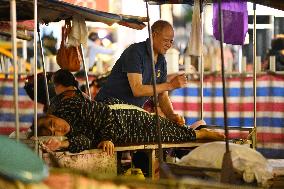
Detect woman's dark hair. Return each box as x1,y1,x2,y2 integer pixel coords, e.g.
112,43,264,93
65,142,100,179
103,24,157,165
24,72,56,106
28,115,53,138
52,69,79,89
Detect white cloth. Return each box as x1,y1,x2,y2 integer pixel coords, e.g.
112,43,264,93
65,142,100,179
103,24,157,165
178,142,273,187
67,15,88,47
187,0,202,57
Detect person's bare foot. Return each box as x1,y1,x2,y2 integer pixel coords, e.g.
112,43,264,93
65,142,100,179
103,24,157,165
196,128,225,140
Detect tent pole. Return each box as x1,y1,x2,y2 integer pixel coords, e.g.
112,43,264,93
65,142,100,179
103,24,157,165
217,0,235,184
199,0,204,120
10,0,19,141
145,1,165,178
252,3,257,149
33,0,38,153
80,44,91,100
37,24,50,107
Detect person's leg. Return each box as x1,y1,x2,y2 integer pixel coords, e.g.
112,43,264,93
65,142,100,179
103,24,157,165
195,128,225,140
114,108,197,144
114,108,224,144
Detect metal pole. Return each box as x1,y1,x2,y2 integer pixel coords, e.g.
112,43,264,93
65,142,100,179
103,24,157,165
10,0,19,142
33,0,38,153
38,24,50,107
218,0,235,184
199,56,204,119
252,3,257,149
217,0,229,157
145,0,163,172
80,44,91,99
199,1,204,120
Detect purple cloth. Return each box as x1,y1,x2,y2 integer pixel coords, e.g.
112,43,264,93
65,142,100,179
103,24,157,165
213,0,248,45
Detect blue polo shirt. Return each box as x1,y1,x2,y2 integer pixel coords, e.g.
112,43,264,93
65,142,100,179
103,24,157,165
95,38,167,107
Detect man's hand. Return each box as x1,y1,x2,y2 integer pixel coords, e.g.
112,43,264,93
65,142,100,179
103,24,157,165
97,140,114,156
169,74,187,89
168,113,185,126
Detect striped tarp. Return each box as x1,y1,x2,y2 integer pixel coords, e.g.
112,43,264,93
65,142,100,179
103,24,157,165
0,78,43,135
171,74,284,158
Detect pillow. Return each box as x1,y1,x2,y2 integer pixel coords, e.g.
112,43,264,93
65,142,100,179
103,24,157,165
178,142,273,186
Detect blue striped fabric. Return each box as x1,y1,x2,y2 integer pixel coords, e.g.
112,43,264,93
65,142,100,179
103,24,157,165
170,74,284,158
173,87,284,97
0,78,44,135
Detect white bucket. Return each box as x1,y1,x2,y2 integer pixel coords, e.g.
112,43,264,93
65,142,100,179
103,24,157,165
165,48,180,74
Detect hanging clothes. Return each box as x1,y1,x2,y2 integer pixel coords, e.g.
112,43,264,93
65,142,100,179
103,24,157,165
187,0,202,57
68,15,88,47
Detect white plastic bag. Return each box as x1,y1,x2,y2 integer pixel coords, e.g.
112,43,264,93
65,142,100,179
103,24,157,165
178,142,273,186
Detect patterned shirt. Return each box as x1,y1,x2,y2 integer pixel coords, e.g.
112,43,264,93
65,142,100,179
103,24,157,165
49,90,196,153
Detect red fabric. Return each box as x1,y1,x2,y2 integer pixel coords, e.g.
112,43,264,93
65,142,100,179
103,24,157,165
61,0,109,11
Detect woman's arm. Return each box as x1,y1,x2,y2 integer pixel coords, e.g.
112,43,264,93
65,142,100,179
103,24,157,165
67,134,92,153
43,138,69,151
43,135,92,153
87,101,116,143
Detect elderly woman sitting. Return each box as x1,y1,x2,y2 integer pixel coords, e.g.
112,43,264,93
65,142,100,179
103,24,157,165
33,69,224,155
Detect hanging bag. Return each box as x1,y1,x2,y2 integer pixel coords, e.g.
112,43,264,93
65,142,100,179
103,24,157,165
56,20,82,72
213,0,248,45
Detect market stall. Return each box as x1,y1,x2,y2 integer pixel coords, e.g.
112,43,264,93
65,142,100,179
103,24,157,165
1,0,284,188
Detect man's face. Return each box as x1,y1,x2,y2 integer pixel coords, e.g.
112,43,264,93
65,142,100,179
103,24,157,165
152,26,174,55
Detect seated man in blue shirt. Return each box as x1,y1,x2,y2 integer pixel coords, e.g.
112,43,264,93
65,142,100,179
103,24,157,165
96,20,187,126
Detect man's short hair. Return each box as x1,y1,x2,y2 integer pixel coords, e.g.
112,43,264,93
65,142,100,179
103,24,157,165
151,20,172,34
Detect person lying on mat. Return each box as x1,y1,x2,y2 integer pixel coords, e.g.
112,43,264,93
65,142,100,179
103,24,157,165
31,114,224,156
33,69,224,155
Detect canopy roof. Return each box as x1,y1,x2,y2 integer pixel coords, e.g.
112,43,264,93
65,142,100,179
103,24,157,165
147,0,284,11
0,0,147,30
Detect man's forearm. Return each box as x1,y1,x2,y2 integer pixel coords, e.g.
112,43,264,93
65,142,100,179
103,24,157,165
132,82,173,97
128,72,187,97
158,92,175,118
